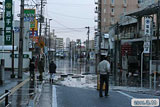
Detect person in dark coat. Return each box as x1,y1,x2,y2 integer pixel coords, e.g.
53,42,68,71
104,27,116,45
29,58,35,81
38,59,44,81
49,61,57,83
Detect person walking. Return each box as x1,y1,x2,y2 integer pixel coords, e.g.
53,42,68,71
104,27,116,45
49,60,57,83
98,55,110,97
38,58,44,81
29,58,35,81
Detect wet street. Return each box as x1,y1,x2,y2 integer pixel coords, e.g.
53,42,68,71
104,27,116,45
44,58,160,107
55,58,96,74
1,58,160,107
54,85,160,107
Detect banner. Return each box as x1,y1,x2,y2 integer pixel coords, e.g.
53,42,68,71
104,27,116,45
4,0,13,45
24,9,36,29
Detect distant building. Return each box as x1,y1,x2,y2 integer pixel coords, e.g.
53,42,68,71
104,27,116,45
66,37,70,48
56,38,64,51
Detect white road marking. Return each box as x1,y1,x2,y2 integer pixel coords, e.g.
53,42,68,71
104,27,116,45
117,91,155,107
52,85,57,107
117,91,134,99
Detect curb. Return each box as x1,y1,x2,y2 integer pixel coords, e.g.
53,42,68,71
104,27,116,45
10,78,30,95
27,80,45,107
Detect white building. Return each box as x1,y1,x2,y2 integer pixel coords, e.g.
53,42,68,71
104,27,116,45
0,20,32,69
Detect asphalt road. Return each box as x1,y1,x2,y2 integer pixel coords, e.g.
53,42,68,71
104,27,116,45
52,85,160,107
50,59,160,107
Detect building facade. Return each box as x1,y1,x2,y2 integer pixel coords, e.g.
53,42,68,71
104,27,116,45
56,38,64,51
95,0,139,34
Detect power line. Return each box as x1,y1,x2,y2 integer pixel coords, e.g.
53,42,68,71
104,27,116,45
47,2,94,6
52,19,85,32
48,11,93,20
31,0,36,4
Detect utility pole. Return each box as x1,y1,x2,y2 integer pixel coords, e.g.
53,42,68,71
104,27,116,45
39,0,43,38
49,19,52,64
98,0,102,63
157,1,160,62
44,18,47,70
158,0,160,59
114,23,119,86
85,26,90,72
11,31,15,78
85,26,90,62
154,0,160,90
18,0,24,78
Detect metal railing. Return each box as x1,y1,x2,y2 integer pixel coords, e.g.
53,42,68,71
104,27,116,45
0,90,11,107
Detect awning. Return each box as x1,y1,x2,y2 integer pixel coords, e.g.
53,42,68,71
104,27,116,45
126,2,158,17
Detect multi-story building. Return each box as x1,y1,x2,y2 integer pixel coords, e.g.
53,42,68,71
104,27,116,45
56,38,64,51
94,0,140,67
108,0,159,86
95,0,139,34
66,37,70,48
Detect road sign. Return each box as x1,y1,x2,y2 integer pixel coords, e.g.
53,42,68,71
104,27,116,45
29,31,38,37
39,41,45,48
14,27,20,32
10,54,29,58
24,9,36,29
143,42,150,53
4,0,13,45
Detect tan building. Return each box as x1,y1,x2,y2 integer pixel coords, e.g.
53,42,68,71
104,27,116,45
95,0,139,34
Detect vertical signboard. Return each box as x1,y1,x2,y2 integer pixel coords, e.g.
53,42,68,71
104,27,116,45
144,17,151,36
4,0,13,45
24,9,38,38
144,17,151,54
24,9,35,28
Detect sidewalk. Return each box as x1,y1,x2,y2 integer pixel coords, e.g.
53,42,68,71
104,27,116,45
0,70,29,96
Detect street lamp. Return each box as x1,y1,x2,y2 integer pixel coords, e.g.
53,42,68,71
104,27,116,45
85,26,90,62
49,19,52,64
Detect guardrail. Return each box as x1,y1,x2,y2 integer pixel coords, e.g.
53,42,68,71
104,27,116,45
0,90,11,107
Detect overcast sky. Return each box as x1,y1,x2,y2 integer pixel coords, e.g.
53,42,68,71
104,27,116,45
13,0,95,42
46,0,95,42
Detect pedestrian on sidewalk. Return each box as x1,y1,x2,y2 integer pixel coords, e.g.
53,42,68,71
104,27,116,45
38,58,44,81
29,57,35,81
49,60,57,83
98,55,110,97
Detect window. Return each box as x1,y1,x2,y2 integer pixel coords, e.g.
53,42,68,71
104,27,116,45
104,18,106,22
138,0,143,4
123,0,127,4
123,8,126,14
104,0,106,4
111,18,114,23
111,0,114,4
104,9,106,13
111,8,114,13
